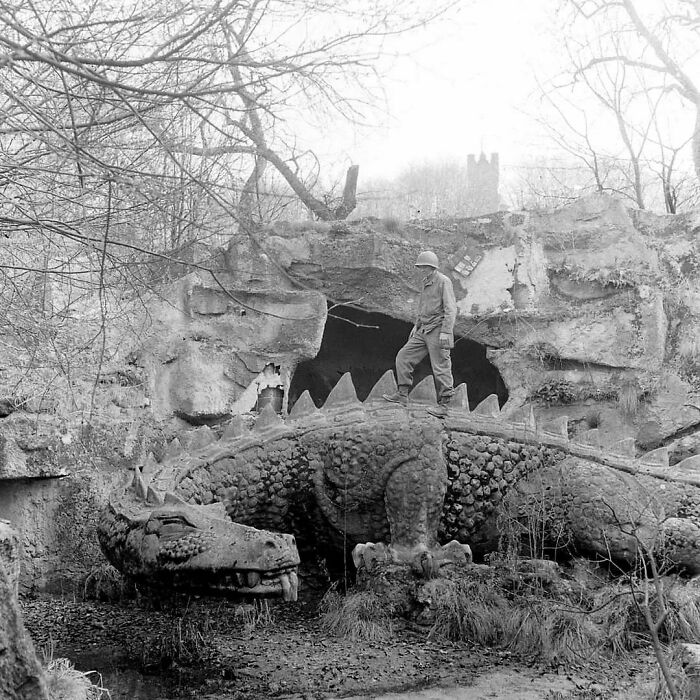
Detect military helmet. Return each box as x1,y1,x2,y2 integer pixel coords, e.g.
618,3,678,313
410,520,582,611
414,250,439,268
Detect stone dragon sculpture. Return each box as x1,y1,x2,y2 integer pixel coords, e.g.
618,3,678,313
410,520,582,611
98,469,301,600
99,371,700,595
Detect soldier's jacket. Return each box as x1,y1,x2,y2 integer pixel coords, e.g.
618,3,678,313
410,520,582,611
415,270,457,342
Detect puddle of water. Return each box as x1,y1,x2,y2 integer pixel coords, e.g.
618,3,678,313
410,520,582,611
96,667,169,700
67,648,171,700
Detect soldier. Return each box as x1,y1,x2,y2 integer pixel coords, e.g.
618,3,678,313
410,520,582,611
383,250,457,417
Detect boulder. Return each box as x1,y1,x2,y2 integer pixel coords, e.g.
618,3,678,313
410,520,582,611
0,525,48,700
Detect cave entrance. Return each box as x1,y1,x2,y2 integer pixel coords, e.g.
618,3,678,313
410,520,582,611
289,305,508,409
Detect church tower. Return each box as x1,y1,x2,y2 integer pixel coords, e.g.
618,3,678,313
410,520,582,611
466,152,500,215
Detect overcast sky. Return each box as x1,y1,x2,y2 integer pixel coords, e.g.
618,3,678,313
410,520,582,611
335,0,561,180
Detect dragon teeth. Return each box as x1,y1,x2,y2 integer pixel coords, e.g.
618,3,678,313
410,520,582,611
289,571,298,601
279,573,292,601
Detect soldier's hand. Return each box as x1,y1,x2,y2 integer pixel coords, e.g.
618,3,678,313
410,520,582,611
439,333,451,348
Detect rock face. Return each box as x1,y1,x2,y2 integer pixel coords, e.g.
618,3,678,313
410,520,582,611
0,524,49,700
0,520,20,595
138,276,327,423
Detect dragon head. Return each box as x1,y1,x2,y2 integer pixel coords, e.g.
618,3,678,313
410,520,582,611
98,468,300,600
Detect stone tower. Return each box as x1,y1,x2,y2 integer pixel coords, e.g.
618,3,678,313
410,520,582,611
466,152,500,215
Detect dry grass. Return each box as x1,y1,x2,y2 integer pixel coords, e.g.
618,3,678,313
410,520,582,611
319,587,394,643
427,577,508,645
652,643,693,700
425,576,604,664
83,563,133,602
132,614,214,669
678,333,700,362
617,380,639,417
589,583,645,655
234,599,275,635
663,584,700,642
45,657,109,700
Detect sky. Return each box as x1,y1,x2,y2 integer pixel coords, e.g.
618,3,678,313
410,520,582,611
336,0,561,180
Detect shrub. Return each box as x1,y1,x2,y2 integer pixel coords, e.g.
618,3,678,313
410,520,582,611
82,563,134,602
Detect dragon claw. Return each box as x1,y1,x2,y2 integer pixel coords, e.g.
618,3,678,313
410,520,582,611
352,540,472,578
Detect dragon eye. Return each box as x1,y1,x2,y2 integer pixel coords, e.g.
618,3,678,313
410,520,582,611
157,514,197,529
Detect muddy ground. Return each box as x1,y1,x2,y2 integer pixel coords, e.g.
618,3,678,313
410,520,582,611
20,593,663,699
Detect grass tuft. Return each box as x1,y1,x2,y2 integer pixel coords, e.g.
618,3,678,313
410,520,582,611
45,656,108,700
319,587,394,643
83,564,133,602
589,582,645,655
234,600,275,635
130,614,214,670
664,585,700,642
617,380,639,417
652,643,693,699
425,576,604,664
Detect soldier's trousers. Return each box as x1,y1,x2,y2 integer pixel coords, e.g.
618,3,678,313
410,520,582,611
395,327,454,403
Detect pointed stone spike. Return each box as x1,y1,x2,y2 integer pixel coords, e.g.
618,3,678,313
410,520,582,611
133,469,148,500
364,370,398,403
254,404,284,432
183,426,216,451
639,446,669,468
164,491,186,505
472,394,500,417
612,438,636,457
147,485,164,505
409,376,438,404
289,390,319,419
322,372,360,410
163,437,183,461
675,455,700,471
541,416,569,439
221,416,247,440
448,383,469,411
142,452,158,478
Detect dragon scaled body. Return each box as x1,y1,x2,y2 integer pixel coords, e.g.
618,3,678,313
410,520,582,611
99,371,700,594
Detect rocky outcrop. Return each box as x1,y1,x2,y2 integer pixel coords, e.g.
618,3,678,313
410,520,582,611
234,196,700,458
0,520,20,595
0,524,49,700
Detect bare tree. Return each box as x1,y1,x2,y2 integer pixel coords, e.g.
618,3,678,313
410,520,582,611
0,0,455,421
540,0,700,211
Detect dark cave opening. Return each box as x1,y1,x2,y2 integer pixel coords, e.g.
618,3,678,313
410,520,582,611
289,305,508,409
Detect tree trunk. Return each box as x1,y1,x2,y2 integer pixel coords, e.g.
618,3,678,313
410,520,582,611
334,165,359,219
693,106,700,187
